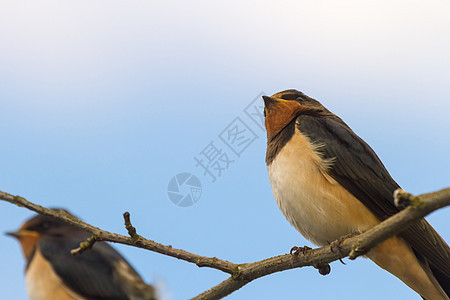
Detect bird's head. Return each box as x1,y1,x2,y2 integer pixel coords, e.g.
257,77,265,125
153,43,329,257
6,210,76,261
263,89,325,141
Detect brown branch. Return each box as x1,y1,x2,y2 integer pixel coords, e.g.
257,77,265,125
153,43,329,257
1,188,449,300
71,235,99,255
72,212,139,255
0,190,235,275
192,188,450,299
348,188,450,259
123,212,138,238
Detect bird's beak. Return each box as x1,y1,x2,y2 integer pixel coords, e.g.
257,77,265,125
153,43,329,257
5,229,38,239
5,231,20,238
263,96,278,109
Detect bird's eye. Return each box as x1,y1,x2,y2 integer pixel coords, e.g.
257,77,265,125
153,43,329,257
263,107,266,117
40,222,50,230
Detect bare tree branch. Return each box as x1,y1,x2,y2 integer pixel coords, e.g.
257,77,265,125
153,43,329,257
0,191,236,274
348,188,450,259
71,235,98,255
123,212,139,238
1,188,449,300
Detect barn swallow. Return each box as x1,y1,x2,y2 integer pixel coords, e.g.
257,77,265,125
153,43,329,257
263,90,449,299
7,212,157,300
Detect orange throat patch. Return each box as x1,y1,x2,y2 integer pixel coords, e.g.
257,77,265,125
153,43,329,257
265,100,304,141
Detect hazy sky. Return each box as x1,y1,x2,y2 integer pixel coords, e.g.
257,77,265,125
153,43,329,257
1,1,449,299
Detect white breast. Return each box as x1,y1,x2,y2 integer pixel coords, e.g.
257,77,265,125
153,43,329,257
267,130,379,246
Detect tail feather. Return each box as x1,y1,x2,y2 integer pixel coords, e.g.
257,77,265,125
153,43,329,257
429,263,450,299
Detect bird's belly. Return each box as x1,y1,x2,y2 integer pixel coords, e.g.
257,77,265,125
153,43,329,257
26,248,84,300
267,131,380,246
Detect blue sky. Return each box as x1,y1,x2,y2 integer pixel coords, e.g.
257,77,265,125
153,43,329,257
1,1,449,299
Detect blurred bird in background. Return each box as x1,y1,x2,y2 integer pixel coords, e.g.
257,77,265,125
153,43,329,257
7,211,157,300
263,90,449,300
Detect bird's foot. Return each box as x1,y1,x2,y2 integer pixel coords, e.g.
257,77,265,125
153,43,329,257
330,231,360,265
290,245,331,276
290,245,312,257
330,240,346,265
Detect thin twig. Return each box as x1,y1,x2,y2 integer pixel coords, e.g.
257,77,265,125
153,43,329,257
71,235,99,255
123,212,138,238
0,190,236,275
1,188,449,300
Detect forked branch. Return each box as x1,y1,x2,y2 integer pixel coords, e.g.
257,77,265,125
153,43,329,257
1,188,449,300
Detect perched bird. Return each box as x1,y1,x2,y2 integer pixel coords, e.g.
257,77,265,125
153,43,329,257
7,212,157,300
263,90,449,299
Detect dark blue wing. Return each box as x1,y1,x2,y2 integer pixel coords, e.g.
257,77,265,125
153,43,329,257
39,231,153,300
296,114,450,292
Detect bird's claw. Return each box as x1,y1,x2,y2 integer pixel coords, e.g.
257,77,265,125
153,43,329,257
330,239,347,265
290,245,331,276
330,232,360,265
290,245,312,257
